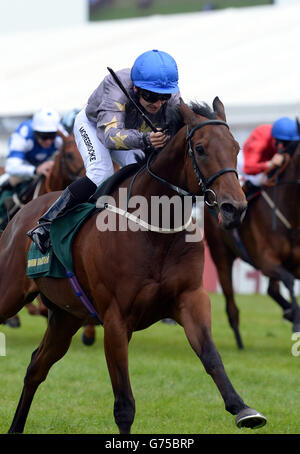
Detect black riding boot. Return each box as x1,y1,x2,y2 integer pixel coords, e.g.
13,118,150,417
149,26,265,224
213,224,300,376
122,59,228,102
243,180,260,198
27,176,97,254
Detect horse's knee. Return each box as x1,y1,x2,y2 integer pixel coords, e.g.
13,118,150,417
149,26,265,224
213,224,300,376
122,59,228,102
225,300,239,326
23,348,48,390
277,268,294,294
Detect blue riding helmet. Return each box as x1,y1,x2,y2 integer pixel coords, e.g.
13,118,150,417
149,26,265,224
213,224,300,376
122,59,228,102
271,117,300,141
131,49,179,94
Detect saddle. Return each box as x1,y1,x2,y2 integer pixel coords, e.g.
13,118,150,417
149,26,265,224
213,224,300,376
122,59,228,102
89,162,141,203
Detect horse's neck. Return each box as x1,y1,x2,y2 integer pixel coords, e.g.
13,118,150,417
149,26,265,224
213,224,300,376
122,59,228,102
135,129,187,197
47,154,67,192
268,151,300,228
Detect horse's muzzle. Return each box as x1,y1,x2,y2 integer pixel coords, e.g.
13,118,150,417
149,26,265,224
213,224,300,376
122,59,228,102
219,201,247,229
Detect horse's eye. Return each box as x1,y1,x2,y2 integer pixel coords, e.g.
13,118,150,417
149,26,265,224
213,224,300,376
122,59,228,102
65,152,73,160
195,144,205,155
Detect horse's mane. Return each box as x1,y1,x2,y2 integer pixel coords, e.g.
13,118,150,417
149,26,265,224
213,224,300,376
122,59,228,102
168,100,217,131
134,101,217,167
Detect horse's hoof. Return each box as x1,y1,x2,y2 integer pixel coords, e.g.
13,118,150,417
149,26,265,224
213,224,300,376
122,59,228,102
292,323,300,333
81,333,95,346
5,316,21,328
236,408,267,429
161,318,176,325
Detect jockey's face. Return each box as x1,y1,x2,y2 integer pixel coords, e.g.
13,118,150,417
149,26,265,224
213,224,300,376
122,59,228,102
34,132,56,149
274,139,289,153
134,86,170,115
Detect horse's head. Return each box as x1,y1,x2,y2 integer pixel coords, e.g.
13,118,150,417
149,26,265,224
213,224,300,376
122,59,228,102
264,140,300,188
180,98,247,229
58,132,85,182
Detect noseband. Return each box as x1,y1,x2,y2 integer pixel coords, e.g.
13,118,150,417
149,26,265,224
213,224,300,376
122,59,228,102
146,119,238,207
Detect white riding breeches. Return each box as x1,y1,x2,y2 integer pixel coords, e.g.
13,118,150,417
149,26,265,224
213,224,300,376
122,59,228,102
237,150,267,186
73,108,145,186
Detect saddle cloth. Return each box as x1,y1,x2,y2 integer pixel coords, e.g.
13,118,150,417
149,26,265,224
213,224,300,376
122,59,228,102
26,163,142,278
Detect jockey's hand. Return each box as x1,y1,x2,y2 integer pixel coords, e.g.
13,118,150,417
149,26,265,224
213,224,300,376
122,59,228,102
35,161,54,176
266,153,285,170
149,130,169,149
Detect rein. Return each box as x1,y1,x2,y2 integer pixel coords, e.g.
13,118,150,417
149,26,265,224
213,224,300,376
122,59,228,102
145,119,238,207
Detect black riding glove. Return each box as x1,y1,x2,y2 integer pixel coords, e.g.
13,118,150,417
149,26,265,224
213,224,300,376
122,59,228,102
142,133,156,155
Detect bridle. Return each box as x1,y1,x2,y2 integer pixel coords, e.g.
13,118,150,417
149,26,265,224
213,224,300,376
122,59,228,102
146,119,239,207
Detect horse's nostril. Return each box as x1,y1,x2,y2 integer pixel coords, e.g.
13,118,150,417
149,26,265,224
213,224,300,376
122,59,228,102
220,202,247,228
221,203,236,215
221,202,247,216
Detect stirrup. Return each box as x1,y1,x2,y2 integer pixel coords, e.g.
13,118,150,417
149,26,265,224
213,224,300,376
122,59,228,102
27,226,51,254
27,221,51,236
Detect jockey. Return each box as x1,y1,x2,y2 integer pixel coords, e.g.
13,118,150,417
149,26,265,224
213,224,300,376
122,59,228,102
238,117,300,189
0,108,65,190
28,49,181,254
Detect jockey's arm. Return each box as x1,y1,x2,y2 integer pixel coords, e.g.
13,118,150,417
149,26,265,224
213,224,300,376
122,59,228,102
243,125,275,175
6,128,57,179
95,70,174,152
265,152,285,170
6,132,36,178
5,156,35,179
96,98,146,151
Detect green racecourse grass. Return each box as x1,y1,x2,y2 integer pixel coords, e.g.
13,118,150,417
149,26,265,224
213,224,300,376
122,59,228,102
89,0,271,22
0,293,299,434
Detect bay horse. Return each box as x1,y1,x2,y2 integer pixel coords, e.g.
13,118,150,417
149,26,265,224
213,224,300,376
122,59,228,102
204,144,300,349
0,99,267,433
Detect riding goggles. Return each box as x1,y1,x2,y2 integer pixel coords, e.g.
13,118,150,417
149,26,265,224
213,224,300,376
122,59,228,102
138,89,171,103
35,131,57,141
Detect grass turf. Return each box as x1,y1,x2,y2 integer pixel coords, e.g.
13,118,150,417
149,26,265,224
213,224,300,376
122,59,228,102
89,1,272,22
0,293,299,434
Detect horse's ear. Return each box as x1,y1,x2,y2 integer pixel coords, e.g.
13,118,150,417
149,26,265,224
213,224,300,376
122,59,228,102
179,98,194,124
213,97,226,122
56,130,68,140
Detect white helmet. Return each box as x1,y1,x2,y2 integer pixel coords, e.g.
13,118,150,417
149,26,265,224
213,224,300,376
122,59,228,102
32,108,60,133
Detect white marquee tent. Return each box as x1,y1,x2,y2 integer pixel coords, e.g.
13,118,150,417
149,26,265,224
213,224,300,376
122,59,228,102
1,3,300,124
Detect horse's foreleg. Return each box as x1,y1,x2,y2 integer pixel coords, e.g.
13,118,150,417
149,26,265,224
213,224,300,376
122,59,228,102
267,278,291,316
265,266,300,332
82,324,96,346
176,288,266,429
8,307,82,434
215,256,243,349
103,306,135,434
204,221,243,348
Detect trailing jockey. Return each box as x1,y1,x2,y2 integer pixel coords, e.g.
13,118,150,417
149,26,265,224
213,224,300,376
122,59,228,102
238,117,300,194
